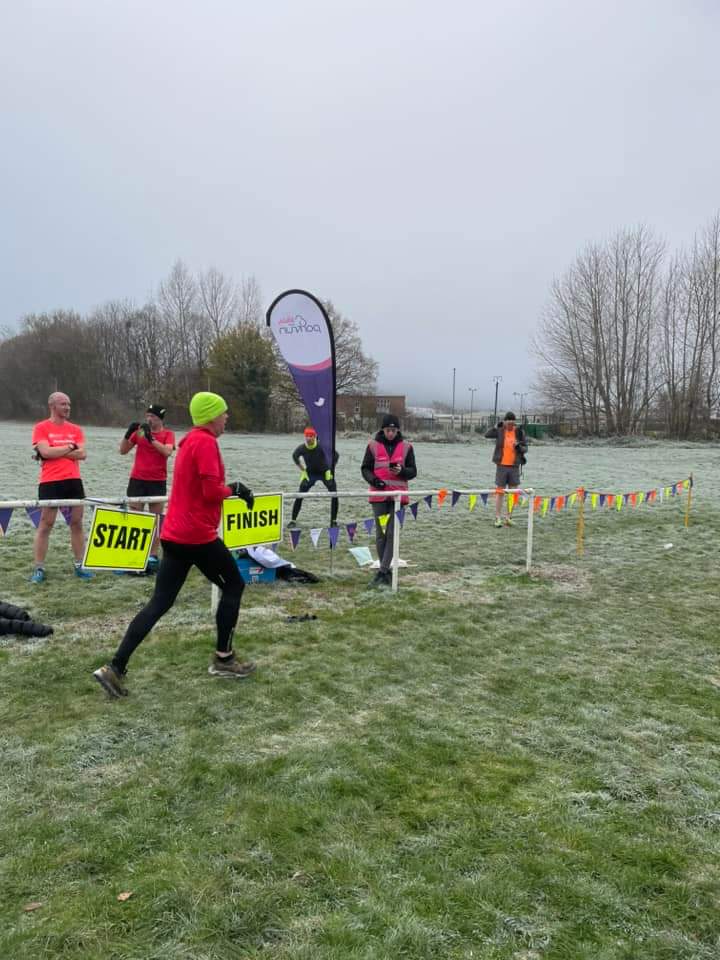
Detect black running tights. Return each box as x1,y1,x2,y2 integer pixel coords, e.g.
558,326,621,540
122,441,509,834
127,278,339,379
112,538,244,672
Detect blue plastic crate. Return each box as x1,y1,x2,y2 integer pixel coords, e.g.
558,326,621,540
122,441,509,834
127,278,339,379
235,556,276,585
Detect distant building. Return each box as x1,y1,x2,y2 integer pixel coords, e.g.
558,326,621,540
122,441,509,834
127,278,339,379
337,394,406,430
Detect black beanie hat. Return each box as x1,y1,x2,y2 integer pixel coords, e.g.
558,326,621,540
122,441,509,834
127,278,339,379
504,411,516,421
381,414,400,429
146,404,167,419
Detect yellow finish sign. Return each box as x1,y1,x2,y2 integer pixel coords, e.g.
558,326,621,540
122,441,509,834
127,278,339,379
83,506,157,571
222,494,283,548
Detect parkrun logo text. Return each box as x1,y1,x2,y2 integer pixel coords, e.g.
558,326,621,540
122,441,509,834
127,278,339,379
278,313,322,334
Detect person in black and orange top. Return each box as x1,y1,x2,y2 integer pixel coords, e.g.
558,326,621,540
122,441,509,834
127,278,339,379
119,403,175,569
361,414,417,588
93,392,256,698
484,411,528,527
288,426,339,528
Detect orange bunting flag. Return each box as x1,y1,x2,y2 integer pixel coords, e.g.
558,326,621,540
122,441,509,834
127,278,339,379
630,493,637,507
437,488,448,506
606,494,615,508
533,496,542,513
556,495,565,511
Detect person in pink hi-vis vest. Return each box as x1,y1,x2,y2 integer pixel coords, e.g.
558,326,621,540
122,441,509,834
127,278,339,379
361,414,417,589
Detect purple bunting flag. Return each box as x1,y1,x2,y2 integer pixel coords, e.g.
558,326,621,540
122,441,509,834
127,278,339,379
0,507,12,535
480,493,488,506
328,526,340,549
289,528,301,550
599,494,606,507
60,506,73,526
396,507,405,527
423,494,433,510
26,506,42,529
409,502,419,520
346,522,357,542
451,490,461,507
363,517,375,535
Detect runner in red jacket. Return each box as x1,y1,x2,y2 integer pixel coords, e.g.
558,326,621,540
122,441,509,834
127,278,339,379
93,392,256,698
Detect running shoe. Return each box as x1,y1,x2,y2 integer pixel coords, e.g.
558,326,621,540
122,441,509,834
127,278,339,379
74,563,95,580
92,663,128,697
503,517,515,527
147,555,159,572
29,567,46,584
208,654,257,679
493,518,503,528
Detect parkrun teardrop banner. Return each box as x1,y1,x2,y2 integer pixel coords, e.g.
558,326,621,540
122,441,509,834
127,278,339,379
222,494,283,549
82,506,157,571
266,289,337,468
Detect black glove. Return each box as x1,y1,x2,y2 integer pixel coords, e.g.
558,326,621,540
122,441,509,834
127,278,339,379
498,420,504,428
124,421,140,440
229,481,254,510
371,478,387,489
141,422,153,442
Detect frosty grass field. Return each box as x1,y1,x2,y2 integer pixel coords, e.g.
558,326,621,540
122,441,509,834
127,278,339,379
1,420,720,960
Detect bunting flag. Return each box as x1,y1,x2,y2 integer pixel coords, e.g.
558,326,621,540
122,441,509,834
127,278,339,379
363,518,375,536
468,494,477,512
345,522,357,543
568,493,577,508
533,496,541,513
396,507,406,527
451,490,461,508
542,498,550,517
266,290,336,469
409,502,419,520
630,493,637,507
591,493,599,510
328,526,339,549
480,493,488,506
437,488,448,507
310,528,322,548
616,495,623,511
423,494,433,510
378,513,389,530
556,495,565,511
26,506,42,528
0,507,12,535
60,506,73,526
290,529,301,550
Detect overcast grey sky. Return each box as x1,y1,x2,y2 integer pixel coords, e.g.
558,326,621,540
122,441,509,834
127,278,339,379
2,0,718,409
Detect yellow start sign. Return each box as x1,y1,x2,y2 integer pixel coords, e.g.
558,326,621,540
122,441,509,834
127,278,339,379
222,494,283,549
83,506,157,571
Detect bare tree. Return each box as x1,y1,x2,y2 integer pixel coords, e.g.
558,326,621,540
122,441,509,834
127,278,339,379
238,274,263,326
198,267,238,341
158,259,199,399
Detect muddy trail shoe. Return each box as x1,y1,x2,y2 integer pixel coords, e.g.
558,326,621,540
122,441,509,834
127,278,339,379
93,663,128,698
208,654,257,679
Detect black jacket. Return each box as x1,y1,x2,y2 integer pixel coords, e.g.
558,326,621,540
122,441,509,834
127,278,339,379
292,443,339,475
484,423,527,466
361,430,417,483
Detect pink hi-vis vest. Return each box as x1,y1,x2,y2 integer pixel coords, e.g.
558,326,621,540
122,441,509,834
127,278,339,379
368,439,412,505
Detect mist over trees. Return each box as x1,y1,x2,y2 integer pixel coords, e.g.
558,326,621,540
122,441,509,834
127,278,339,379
0,262,377,430
535,216,720,438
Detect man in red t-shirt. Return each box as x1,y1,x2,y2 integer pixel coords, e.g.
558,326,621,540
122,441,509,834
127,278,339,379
30,391,93,582
119,403,175,568
93,392,257,698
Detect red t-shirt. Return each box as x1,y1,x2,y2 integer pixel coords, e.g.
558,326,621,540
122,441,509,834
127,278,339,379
129,428,175,481
32,419,84,483
161,427,231,544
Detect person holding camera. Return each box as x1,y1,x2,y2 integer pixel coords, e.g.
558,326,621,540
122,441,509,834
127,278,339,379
119,403,175,570
93,392,256,698
361,414,417,588
484,411,528,527
30,391,93,583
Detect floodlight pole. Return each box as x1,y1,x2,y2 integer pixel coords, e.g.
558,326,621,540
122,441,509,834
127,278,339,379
468,387,477,433
451,367,456,432
493,376,502,422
